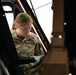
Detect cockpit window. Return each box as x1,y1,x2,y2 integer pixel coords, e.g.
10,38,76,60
26,0,53,43
3,6,12,11
2,5,14,29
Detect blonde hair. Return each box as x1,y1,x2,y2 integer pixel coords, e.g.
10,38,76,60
12,13,33,30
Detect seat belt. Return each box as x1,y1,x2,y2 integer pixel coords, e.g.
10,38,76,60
38,0,69,75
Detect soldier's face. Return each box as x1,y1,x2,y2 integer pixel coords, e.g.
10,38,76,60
16,22,32,37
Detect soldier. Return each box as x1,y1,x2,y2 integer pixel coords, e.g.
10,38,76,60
11,13,44,75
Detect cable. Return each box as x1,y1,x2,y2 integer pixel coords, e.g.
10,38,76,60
35,2,52,10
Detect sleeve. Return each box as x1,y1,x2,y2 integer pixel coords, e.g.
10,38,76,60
29,32,44,56
34,41,44,56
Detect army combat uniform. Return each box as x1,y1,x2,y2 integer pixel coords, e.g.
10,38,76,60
11,30,44,75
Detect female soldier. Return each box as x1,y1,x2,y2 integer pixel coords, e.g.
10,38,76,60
11,13,44,74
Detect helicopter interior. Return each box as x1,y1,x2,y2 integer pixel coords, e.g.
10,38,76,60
0,0,76,75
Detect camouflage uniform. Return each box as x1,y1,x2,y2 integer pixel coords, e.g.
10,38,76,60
11,30,44,75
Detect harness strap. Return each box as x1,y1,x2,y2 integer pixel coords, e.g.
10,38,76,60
51,0,64,48
52,0,64,36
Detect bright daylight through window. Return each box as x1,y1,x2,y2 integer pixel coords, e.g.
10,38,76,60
27,0,53,43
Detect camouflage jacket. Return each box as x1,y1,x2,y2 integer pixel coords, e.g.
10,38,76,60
11,30,44,57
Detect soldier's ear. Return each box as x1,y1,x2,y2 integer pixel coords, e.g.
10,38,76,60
15,23,19,28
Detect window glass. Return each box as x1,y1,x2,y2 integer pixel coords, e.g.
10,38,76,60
26,0,53,43
3,6,12,11
3,6,14,29
5,13,14,29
